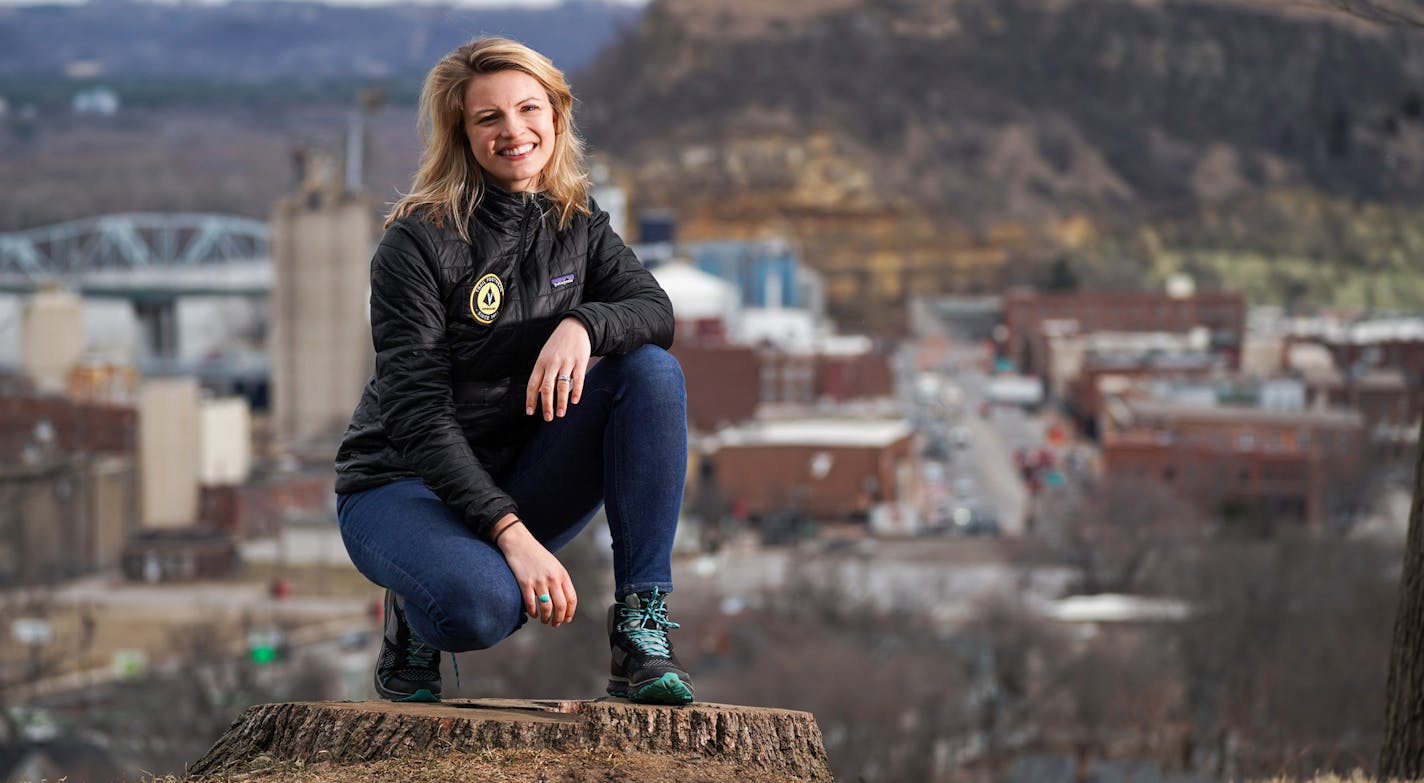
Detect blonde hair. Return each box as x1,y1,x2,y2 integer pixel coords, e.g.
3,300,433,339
387,36,590,241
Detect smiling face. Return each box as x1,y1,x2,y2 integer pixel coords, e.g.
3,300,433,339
463,69,557,193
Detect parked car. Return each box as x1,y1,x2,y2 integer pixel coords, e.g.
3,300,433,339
952,504,1000,537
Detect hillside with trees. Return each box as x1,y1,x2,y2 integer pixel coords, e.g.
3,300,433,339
578,0,1424,324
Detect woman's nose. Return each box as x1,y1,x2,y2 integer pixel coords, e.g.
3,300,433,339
498,115,525,137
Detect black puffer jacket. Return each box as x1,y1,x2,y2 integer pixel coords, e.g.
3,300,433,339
334,186,674,537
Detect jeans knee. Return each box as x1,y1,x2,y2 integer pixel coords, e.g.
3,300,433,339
417,578,524,652
621,345,685,396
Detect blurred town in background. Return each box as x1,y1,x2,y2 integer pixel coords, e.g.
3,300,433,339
2,0,1423,781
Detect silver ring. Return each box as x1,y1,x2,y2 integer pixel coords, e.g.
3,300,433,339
556,375,572,383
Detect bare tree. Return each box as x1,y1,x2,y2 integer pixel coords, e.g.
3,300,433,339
1055,478,1207,595
1159,535,1397,779
668,554,981,783
958,593,1189,779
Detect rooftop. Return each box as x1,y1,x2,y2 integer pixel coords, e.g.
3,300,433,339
1124,399,1363,429
650,261,738,321
714,418,912,448
1284,316,1424,345
1043,593,1192,623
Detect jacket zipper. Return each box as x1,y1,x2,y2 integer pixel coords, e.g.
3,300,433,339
517,199,533,258
515,199,533,320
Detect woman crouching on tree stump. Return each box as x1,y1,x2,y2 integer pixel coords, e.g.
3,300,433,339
333,36,693,706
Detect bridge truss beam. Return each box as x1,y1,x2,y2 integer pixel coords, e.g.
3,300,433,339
0,213,271,281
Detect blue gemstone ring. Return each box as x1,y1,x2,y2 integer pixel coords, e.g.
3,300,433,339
538,594,551,604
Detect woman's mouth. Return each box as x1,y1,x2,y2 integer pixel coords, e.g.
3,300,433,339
499,143,535,160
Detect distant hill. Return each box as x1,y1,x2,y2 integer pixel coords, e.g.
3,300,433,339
582,0,1424,217
577,0,1424,323
0,1,643,233
0,1,639,87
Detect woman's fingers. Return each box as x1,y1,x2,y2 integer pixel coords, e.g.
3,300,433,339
526,581,553,623
529,318,593,419
554,359,589,417
521,579,576,626
569,358,587,407
562,577,578,625
504,534,575,626
528,363,581,420
548,585,564,626
525,577,567,625
526,367,541,416
551,578,578,626
527,364,575,420
540,586,556,624
541,378,555,421
555,363,579,418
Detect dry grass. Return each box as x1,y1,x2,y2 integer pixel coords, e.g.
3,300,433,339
1256,773,1420,783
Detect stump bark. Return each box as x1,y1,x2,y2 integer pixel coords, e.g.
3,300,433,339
189,698,833,782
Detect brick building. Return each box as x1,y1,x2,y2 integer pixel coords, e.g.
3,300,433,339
1068,356,1225,438
1001,288,1246,383
672,342,894,431
707,419,915,523
199,469,335,539
1101,399,1364,532
817,351,895,403
0,396,137,455
1286,322,1424,445
656,260,895,430
1301,367,1411,446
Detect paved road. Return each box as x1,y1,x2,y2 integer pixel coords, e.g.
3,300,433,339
920,341,1044,537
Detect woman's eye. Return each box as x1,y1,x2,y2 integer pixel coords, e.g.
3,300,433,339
522,105,540,113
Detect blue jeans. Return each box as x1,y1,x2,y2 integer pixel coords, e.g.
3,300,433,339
336,345,687,652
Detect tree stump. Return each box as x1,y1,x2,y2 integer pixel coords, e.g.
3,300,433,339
189,698,834,782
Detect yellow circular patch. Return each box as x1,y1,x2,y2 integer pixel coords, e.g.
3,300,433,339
469,273,504,325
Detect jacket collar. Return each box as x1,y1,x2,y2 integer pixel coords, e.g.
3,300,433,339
476,181,544,233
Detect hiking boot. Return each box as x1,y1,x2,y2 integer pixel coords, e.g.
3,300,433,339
607,589,694,705
374,589,441,702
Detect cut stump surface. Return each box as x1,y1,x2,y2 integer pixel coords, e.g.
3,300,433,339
189,698,834,782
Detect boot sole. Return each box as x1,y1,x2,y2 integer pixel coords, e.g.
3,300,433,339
608,672,694,705
374,672,441,703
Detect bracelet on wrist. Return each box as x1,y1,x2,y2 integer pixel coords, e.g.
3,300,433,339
492,519,521,545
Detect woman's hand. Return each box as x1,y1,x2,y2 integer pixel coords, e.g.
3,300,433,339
494,517,577,626
527,317,592,421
